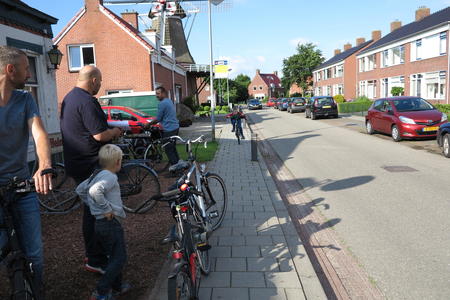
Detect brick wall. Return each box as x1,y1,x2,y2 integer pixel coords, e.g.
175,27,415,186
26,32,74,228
55,6,153,106
357,39,449,102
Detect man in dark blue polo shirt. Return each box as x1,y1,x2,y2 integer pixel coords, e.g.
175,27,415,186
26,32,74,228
60,65,121,274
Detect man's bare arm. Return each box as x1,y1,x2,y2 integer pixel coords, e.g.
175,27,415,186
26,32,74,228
93,127,122,142
28,116,52,194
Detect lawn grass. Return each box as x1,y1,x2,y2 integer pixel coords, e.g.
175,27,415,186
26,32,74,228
176,141,219,162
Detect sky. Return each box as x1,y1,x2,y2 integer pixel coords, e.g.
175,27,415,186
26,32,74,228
23,0,450,79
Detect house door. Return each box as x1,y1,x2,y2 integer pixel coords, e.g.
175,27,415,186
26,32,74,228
175,85,182,104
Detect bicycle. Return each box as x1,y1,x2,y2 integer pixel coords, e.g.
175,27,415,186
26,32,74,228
0,169,55,300
138,183,211,300
164,135,227,232
37,161,160,214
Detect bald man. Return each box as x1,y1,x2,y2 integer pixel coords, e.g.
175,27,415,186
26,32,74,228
60,65,121,274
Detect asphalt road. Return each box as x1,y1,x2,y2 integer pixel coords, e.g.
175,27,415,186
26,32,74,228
248,107,450,299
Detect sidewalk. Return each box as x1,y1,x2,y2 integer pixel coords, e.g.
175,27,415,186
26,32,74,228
148,122,326,300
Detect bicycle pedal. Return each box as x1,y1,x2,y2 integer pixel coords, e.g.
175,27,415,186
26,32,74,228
208,210,219,219
196,243,211,252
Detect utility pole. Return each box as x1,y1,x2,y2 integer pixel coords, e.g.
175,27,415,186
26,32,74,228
208,0,215,141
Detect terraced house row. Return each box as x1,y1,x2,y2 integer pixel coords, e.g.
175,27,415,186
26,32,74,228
313,6,450,104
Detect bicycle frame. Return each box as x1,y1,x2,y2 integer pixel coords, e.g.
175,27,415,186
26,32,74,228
0,180,41,300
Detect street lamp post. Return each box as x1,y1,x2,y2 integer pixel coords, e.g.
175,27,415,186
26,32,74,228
227,68,232,106
208,0,216,141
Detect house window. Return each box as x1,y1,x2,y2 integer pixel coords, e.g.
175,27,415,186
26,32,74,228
411,74,423,97
253,86,256,91
381,78,389,97
440,32,447,55
415,39,422,60
359,58,364,72
336,65,343,77
24,56,39,106
68,44,95,71
259,86,263,90
424,71,446,99
382,50,389,67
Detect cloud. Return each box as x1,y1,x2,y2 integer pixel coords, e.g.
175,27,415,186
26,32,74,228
256,56,266,63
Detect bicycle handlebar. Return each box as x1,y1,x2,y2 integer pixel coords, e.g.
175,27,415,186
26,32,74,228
166,135,205,144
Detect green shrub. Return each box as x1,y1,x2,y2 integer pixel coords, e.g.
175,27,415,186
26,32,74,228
391,86,404,96
435,104,450,114
338,101,372,113
290,92,302,97
203,106,211,112
354,96,371,102
333,94,345,103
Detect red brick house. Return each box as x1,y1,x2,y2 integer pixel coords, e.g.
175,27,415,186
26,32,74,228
248,69,283,99
54,0,191,107
312,37,374,100
356,7,449,104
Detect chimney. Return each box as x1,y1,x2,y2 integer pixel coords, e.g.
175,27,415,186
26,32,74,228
372,30,381,41
121,11,139,30
334,49,341,56
85,0,103,11
390,20,402,32
343,43,352,51
415,6,430,21
273,71,278,77
356,37,366,46
256,69,260,75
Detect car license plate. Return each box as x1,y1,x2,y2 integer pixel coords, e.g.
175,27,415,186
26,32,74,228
423,126,439,132
323,105,331,108
295,103,303,106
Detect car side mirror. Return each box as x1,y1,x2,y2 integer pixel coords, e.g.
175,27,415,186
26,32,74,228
387,109,394,115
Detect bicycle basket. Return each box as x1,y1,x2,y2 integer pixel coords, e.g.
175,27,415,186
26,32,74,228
150,127,162,140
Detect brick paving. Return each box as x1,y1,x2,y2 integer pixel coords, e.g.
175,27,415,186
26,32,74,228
148,122,326,300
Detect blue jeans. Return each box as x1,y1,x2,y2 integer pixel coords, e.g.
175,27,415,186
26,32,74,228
95,218,127,295
162,128,180,165
0,192,43,288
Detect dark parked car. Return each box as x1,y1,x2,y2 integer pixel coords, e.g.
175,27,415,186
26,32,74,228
365,96,447,142
305,96,338,119
287,97,306,113
273,98,282,109
247,99,263,110
437,123,450,157
277,98,289,111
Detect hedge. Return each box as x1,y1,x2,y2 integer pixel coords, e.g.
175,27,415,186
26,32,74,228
338,101,372,113
435,104,450,114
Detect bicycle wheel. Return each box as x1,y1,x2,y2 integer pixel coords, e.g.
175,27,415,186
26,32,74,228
144,143,170,173
201,173,227,231
38,164,79,213
9,264,39,300
167,266,193,300
118,163,160,213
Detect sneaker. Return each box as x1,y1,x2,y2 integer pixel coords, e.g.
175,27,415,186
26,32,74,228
85,263,106,275
112,282,132,296
90,290,115,300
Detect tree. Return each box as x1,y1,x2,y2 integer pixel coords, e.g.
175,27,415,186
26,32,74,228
214,74,250,104
282,43,324,93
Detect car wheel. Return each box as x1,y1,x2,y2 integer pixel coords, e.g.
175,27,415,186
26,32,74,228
311,112,316,120
366,120,374,135
443,134,450,158
391,125,402,142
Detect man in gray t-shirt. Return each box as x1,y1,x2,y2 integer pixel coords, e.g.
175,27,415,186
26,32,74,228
0,46,53,295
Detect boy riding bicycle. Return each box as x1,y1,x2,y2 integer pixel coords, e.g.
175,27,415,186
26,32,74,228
226,106,246,139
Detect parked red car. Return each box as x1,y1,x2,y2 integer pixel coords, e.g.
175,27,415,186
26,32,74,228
266,98,277,107
102,106,159,134
365,96,448,141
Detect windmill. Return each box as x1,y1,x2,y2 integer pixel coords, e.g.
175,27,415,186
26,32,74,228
103,0,230,140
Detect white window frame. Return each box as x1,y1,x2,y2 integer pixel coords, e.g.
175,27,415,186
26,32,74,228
440,32,447,55
67,44,96,71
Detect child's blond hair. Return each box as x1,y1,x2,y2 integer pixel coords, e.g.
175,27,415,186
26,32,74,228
98,144,123,168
